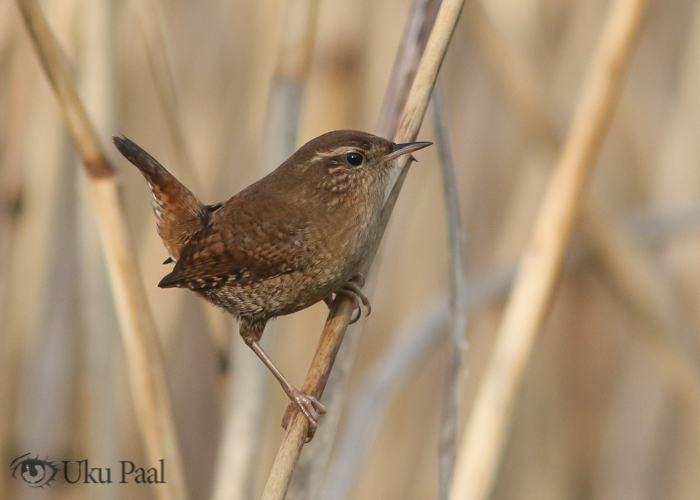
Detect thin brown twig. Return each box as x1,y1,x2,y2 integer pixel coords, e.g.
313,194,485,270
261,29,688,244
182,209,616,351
260,1,465,499
15,1,188,499
449,0,648,498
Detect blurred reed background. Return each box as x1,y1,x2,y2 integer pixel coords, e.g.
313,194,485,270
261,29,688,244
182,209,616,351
2,0,700,499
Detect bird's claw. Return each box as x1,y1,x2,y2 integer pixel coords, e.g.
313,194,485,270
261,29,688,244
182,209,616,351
323,274,371,324
349,306,362,324
283,389,327,442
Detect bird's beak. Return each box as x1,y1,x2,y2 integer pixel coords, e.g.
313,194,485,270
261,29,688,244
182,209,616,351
384,141,432,162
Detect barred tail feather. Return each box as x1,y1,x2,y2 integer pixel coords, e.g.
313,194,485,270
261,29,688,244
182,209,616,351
113,135,208,260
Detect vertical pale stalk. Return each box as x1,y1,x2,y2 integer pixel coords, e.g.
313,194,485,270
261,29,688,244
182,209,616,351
0,1,16,69
77,1,122,498
433,87,467,500
15,1,188,499
12,0,80,475
260,1,465,499
16,124,78,499
449,0,647,499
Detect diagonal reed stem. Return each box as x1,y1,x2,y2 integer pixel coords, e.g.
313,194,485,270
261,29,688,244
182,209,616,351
260,1,465,499
15,1,188,499
287,1,441,498
449,0,648,498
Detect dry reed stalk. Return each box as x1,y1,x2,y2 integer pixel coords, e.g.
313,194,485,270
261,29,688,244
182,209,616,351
76,0,124,490
474,0,700,445
377,0,441,139
15,128,78,484
261,1,465,499
433,87,467,500
319,197,700,500
0,153,17,374
211,2,321,499
286,325,361,500
287,1,442,497
15,1,188,499
316,198,700,498
449,0,648,498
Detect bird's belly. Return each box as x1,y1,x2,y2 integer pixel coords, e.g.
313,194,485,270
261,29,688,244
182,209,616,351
198,267,353,320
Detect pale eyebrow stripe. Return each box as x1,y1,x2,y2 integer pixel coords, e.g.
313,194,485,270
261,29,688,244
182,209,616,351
312,146,364,162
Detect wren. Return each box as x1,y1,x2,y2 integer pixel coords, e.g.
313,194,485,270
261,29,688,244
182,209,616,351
113,130,431,434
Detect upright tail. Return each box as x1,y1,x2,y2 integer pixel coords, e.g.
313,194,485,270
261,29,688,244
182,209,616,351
113,136,211,260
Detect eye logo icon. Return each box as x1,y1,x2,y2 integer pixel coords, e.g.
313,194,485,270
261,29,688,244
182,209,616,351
10,453,59,488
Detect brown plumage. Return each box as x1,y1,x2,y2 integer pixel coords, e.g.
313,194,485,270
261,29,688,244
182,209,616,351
114,130,431,437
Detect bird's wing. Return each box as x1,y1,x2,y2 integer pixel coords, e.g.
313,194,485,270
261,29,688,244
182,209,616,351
157,214,313,291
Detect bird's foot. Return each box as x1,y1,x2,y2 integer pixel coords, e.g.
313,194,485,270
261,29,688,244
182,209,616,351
338,274,371,324
323,274,371,324
282,388,327,442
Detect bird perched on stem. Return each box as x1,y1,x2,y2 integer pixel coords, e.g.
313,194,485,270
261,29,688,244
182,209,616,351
114,130,431,437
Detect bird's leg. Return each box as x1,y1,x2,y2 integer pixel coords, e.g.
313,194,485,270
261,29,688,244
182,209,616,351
326,273,371,324
248,341,327,437
240,323,326,436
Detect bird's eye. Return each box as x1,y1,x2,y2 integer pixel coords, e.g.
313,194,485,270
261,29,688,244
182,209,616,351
345,152,364,167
